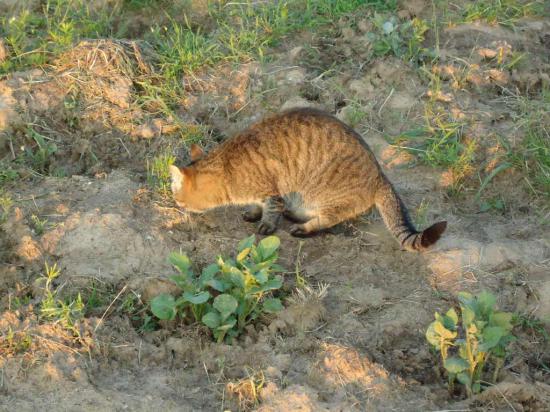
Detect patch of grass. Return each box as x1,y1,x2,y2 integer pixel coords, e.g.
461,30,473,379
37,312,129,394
151,235,285,344
30,214,50,235
367,13,433,63
463,0,546,26
146,152,175,196
508,89,550,198
392,106,475,193
0,164,19,187
516,313,549,341
0,190,13,224
427,291,515,397
2,328,33,355
226,368,266,410
22,127,58,176
0,0,117,73
39,262,85,336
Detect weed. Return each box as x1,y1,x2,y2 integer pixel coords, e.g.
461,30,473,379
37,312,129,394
0,191,13,224
9,294,32,310
463,0,546,26
0,0,116,73
3,328,32,354
226,368,266,410
479,197,505,213
30,214,49,235
392,106,475,193
367,13,433,63
151,235,285,343
515,313,549,341
23,128,58,175
426,291,515,397
506,89,550,197
39,262,84,336
0,165,19,187
146,152,175,196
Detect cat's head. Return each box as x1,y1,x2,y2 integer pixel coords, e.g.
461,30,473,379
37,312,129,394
169,144,215,212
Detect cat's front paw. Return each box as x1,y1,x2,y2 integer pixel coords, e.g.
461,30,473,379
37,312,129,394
289,224,310,237
258,221,277,235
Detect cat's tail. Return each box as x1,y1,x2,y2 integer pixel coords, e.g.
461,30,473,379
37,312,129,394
374,178,447,251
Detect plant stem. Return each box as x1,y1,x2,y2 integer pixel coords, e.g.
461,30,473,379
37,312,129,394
493,357,504,383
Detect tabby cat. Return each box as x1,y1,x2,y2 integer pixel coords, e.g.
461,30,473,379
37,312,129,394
170,108,446,251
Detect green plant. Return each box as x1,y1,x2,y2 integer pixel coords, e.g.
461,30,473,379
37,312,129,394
463,0,546,26
0,191,13,224
3,328,33,354
31,214,49,235
24,128,58,175
479,197,505,213
146,152,175,196
0,0,116,74
367,13,432,63
151,235,285,343
39,262,84,335
426,291,515,397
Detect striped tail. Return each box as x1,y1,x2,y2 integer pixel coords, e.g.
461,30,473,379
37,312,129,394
374,178,447,251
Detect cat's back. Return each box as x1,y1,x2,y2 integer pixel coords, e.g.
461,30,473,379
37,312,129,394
212,108,379,183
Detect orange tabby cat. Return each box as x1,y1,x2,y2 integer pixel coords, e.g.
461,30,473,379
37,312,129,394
170,108,446,251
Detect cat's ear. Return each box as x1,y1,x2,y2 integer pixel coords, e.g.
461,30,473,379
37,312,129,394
190,144,204,162
169,165,184,193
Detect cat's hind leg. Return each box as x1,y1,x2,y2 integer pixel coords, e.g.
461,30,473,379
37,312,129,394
242,205,263,222
289,202,360,237
258,196,284,235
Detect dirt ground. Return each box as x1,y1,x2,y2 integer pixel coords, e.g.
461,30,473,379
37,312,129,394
1,1,549,411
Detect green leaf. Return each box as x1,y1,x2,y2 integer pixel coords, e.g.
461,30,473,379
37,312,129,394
150,294,177,320
253,269,268,284
472,382,481,394
228,267,246,289
199,263,219,286
213,294,238,319
490,312,513,331
204,278,229,292
169,252,192,273
169,273,191,289
479,326,504,351
456,372,471,386
202,311,221,329
445,308,459,327
444,357,469,374
182,291,211,305
263,298,283,313
458,291,474,306
477,291,496,315
238,235,256,252
258,236,280,259
261,276,283,291
216,316,237,332
461,305,476,328
270,263,286,272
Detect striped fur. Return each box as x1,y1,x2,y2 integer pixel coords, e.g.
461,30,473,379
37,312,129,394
169,108,446,251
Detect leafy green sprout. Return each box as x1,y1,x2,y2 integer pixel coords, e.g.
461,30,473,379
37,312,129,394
367,13,432,63
146,152,175,196
151,235,285,343
426,291,515,397
0,191,13,224
39,262,85,336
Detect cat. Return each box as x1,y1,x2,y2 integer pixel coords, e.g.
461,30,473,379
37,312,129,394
169,108,447,251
